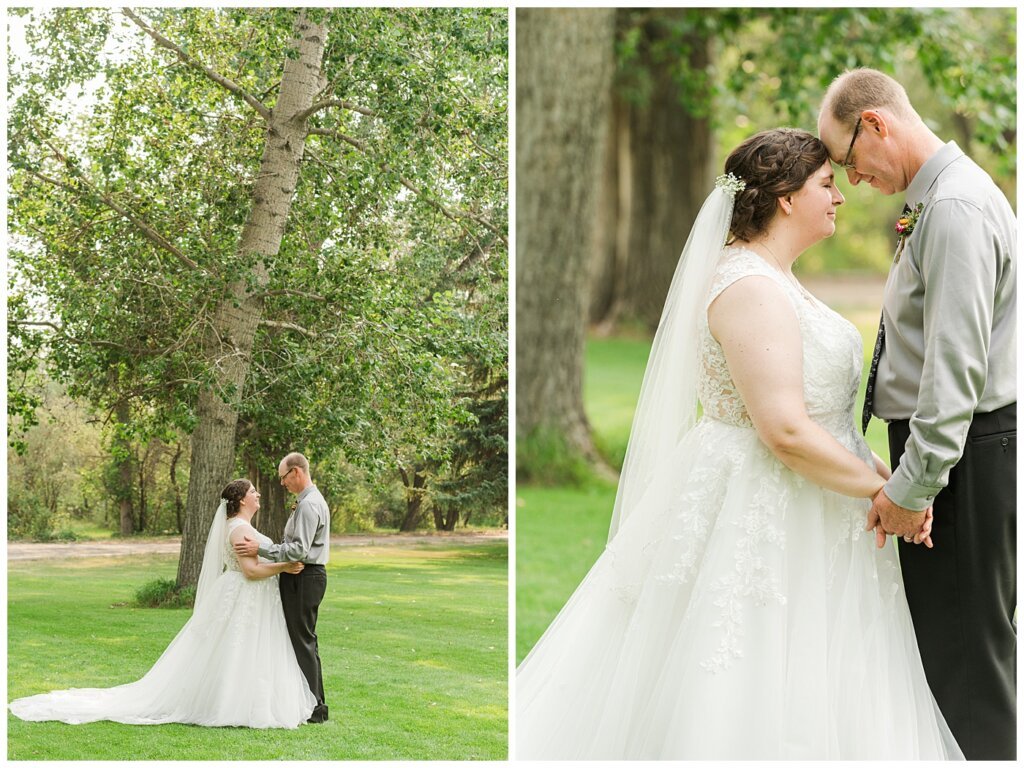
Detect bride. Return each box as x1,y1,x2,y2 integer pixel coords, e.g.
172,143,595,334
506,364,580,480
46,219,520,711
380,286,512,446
10,479,316,728
516,128,962,759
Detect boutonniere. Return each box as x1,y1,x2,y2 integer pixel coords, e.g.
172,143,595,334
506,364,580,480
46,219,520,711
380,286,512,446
894,202,924,263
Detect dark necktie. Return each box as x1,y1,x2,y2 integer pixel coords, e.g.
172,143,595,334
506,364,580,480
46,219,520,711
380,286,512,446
861,204,911,434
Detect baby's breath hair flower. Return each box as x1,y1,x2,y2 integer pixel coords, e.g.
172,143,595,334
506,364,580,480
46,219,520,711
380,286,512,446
715,173,746,197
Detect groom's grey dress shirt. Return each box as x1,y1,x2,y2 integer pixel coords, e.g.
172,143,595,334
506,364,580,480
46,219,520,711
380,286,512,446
257,484,331,564
873,141,1016,511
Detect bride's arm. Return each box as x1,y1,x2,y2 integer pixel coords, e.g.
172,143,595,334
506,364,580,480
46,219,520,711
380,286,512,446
708,275,885,499
229,526,304,580
871,451,892,480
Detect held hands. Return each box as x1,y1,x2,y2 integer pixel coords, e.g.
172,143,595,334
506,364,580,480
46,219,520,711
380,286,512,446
282,561,305,575
865,488,933,549
232,535,260,558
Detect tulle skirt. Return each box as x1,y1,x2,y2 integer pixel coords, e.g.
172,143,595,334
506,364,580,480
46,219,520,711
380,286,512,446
10,570,316,729
516,417,963,759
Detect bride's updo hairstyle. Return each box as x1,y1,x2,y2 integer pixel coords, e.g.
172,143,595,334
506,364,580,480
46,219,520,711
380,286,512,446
220,479,252,518
724,128,830,242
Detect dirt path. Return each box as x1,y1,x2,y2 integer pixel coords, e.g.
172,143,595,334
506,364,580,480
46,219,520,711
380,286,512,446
7,531,508,562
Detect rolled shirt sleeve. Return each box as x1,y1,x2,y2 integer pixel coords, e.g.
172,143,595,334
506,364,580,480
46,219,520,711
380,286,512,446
884,198,995,510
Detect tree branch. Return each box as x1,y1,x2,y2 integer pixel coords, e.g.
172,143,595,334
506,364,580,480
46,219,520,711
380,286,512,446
298,98,378,122
22,160,202,273
307,125,366,152
9,320,171,354
260,288,327,301
258,319,318,338
122,8,272,120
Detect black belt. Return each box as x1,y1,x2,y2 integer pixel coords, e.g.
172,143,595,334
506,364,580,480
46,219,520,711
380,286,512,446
888,402,1015,438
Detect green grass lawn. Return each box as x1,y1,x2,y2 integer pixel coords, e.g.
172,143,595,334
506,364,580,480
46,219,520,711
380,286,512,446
9,540,507,760
517,309,892,664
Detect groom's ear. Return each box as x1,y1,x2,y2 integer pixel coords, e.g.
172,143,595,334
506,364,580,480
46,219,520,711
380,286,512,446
860,109,889,138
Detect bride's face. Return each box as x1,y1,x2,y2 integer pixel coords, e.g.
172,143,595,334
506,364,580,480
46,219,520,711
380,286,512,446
788,161,844,244
241,485,260,512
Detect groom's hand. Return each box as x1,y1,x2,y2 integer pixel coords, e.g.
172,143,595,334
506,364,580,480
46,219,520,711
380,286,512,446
866,489,927,544
232,536,259,558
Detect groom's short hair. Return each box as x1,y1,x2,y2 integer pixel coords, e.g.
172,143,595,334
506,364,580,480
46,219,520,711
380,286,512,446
281,452,310,474
822,68,916,124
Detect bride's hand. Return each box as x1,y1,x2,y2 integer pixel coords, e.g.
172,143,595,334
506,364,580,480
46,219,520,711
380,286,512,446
283,561,305,574
867,488,888,549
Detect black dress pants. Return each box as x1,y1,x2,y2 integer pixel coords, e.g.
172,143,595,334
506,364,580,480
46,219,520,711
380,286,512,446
890,403,1016,760
280,565,327,717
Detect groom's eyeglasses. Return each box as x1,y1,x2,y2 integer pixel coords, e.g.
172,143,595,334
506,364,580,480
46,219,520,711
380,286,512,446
279,466,297,482
839,117,862,169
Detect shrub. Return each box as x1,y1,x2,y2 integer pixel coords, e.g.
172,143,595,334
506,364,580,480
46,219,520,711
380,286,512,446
8,490,54,541
133,578,196,609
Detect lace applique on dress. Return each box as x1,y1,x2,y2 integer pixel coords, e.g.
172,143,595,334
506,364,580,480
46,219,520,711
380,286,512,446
224,518,247,573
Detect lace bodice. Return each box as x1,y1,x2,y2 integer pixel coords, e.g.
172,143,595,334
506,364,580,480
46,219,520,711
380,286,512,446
224,518,272,572
698,247,865,447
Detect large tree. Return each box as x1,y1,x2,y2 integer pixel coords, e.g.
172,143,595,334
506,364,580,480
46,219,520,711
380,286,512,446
515,8,616,471
9,7,507,583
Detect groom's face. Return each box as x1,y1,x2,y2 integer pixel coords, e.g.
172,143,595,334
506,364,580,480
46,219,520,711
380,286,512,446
819,111,902,196
278,463,302,494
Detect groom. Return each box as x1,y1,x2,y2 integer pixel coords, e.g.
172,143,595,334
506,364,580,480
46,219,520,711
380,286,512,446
818,68,1016,759
234,452,331,724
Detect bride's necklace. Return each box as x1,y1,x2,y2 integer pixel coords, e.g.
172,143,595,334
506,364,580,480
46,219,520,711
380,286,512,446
749,240,819,307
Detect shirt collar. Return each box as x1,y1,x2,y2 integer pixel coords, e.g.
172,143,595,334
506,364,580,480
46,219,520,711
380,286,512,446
296,484,316,503
905,141,963,208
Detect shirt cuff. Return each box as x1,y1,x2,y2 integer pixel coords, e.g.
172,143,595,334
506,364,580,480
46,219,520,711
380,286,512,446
884,471,941,512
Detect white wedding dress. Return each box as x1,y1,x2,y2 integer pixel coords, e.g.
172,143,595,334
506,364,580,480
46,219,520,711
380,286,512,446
10,517,316,728
517,247,963,760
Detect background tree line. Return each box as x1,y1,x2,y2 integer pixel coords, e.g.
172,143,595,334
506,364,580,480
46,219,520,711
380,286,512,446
517,7,1015,478
8,8,508,585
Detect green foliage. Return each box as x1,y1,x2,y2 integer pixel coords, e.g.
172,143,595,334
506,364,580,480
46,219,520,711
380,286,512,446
7,489,56,542
133,578,196,609
612,8,1015,276
615,8,1015,165
6,378,108,539
9,542,507,759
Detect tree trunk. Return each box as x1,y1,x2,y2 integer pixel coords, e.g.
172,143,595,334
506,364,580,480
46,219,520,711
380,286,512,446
137,450,146,533
114,400,135,537
515,8,616,464
177,11,326,588
588,91,625,327
399,465,428,532
442,507,458,531
137,441,160,533
430,503,459,531
594,12,715,332
169,442,184,533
